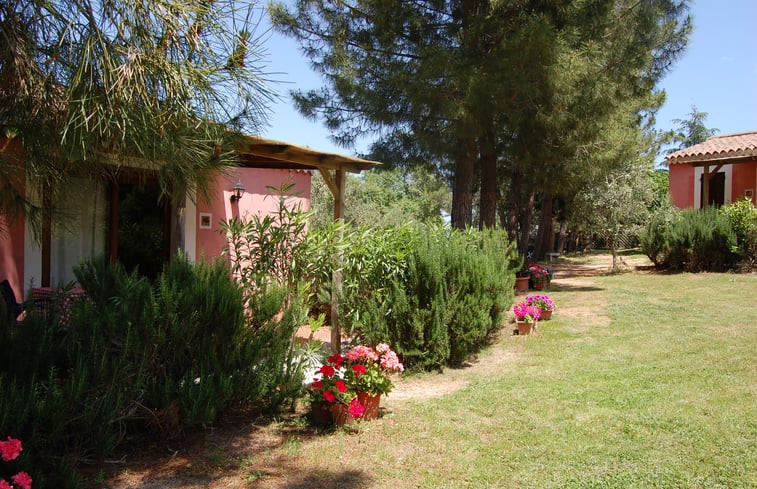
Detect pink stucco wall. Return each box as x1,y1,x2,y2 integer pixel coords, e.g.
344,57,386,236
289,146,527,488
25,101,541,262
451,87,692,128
0,137,25,300
670,162,757,208
732,162,756,205
195,168,311,261
0,215,25,302
669,164,695,208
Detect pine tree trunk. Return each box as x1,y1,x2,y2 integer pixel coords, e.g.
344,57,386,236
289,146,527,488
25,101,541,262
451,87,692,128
534,192,554,261
519,189,535,256
556,220,567,255
505,168,521,245
451,137,475,229
478,127,497,229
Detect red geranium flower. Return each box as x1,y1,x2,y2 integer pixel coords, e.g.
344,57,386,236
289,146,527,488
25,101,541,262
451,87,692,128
328,353,344,367
323,390,336,403
318,364,335,377
334,379,347,393
311,379,323,390
352,364,367,377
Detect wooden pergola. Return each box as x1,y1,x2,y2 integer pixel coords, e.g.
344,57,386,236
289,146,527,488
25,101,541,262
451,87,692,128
236,135,381,352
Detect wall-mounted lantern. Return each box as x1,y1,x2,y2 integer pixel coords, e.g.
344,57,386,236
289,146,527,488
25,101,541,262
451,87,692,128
230,180,245,202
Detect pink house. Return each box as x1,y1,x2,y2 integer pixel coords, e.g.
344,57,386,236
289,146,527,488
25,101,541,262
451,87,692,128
668,131,757,208
0,134,377,300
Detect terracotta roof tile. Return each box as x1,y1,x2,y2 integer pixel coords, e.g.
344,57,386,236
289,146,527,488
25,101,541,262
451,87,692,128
666,130,757,164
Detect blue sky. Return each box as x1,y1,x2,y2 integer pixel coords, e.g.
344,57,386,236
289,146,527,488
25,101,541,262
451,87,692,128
259,0,757,157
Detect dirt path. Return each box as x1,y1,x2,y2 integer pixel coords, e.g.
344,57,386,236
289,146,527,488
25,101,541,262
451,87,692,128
94,253,652,488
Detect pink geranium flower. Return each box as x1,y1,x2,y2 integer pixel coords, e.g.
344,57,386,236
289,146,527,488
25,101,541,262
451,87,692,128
348,399,365,419
0,479,13,489
0,437,22,462
379,350,404,372
12,472,32,489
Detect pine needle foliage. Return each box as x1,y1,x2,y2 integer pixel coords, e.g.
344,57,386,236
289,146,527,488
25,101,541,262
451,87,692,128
0,0,274,235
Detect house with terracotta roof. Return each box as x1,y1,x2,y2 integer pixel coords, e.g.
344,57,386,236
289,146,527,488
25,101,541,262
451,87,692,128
667,131,757,209
0,134,378,301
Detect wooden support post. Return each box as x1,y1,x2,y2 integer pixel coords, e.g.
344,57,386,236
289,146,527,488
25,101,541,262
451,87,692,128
331,169,345,353
109,182,120,263
41,192,51,287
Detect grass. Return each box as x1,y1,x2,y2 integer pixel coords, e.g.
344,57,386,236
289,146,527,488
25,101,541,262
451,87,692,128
257,269,756,488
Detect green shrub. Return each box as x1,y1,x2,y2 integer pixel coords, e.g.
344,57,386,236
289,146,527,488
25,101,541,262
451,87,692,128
721,198,757,265
639,210,675,268
332,225,517,370
0,256,303,488
641,207,738,272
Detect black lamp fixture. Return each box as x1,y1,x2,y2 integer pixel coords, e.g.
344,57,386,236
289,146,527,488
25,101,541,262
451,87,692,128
230,180,245,202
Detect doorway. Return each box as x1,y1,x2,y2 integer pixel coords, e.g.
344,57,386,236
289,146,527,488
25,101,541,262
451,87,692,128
115,183,170,280
700,171,725,208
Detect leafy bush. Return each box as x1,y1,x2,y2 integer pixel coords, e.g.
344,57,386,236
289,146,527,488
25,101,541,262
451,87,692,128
295,221,415,324
639,209,676,268
310,225,518,370
640,207,738,272
721,198,757,267
0,257,303,488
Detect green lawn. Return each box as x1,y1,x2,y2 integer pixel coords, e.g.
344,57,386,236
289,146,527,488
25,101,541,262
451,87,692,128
263,270,756,489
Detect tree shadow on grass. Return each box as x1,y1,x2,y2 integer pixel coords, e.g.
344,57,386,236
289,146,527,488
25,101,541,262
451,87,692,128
546,283,604,292
84,410,367,489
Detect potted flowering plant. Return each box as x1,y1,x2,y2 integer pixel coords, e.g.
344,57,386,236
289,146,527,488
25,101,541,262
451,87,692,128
528,263,553,290
343,343,404,420
513,301,541,335
514,259,530,292
307,354,364,426
525,294,555,320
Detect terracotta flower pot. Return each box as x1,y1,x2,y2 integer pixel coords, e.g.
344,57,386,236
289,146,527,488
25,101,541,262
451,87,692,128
357,391,381,420
516,320,536,335
540,309,552,321
514,276,529,292
330,403,355,426
310,403,332,426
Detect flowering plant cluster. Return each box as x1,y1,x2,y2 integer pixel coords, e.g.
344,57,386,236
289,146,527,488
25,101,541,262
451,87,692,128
513,302,541,322
525,294,554,313
0,437,32,489
343,343,404,396
308,354,356,405
528,263,553,284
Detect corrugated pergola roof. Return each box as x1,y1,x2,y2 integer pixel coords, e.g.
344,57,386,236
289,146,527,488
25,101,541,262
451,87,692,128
666,131,757,166
236,134,380,173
